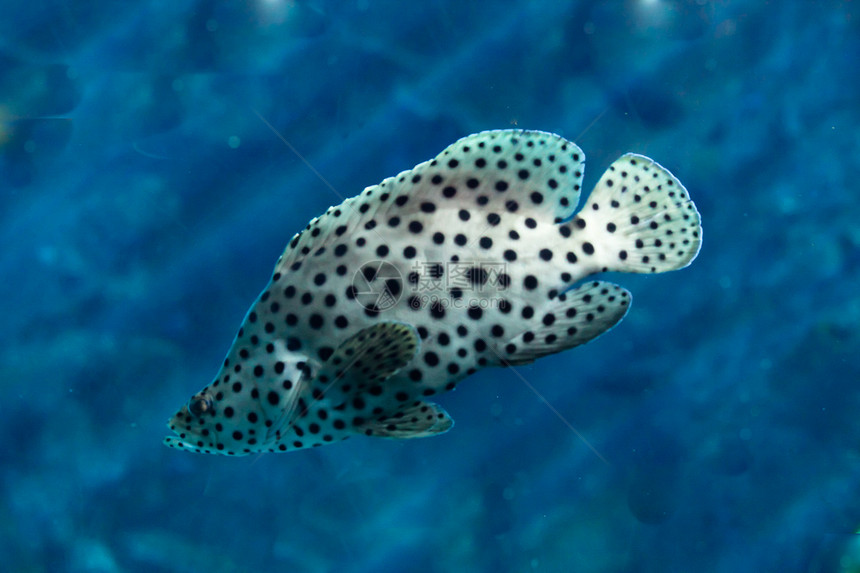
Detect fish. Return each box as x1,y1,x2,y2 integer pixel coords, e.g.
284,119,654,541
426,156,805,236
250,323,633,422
164,129,702,456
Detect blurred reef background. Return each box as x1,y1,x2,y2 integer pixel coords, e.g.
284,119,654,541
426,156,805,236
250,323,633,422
1,1,859,572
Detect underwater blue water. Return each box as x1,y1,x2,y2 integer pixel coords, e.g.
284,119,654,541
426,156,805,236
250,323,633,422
1,1,859,571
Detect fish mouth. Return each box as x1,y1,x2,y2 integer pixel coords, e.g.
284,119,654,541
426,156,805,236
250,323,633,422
163,419,197,450
163,435,195,450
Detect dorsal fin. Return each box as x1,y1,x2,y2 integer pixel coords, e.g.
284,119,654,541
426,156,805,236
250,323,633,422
274,130,586,273
374,130,586,224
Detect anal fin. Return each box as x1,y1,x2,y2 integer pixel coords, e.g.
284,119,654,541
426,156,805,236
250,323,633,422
364,401,454,439
501,281,630,366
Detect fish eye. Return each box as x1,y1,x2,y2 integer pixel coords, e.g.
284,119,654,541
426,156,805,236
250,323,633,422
188,394,214,417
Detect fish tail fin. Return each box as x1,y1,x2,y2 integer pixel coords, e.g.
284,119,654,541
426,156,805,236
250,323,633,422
572,154,701,274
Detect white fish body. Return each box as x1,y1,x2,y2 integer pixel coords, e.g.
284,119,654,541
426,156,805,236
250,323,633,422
164,130,701,456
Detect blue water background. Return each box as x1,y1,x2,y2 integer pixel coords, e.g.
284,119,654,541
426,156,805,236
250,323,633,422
1,1,859,571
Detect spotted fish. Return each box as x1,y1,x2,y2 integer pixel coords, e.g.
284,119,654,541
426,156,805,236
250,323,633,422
164,130,702,456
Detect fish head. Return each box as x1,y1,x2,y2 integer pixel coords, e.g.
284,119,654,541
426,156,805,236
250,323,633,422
163,389,224,453
163,346,315,456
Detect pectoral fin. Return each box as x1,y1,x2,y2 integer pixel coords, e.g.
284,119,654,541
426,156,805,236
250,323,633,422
312,322,420,403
